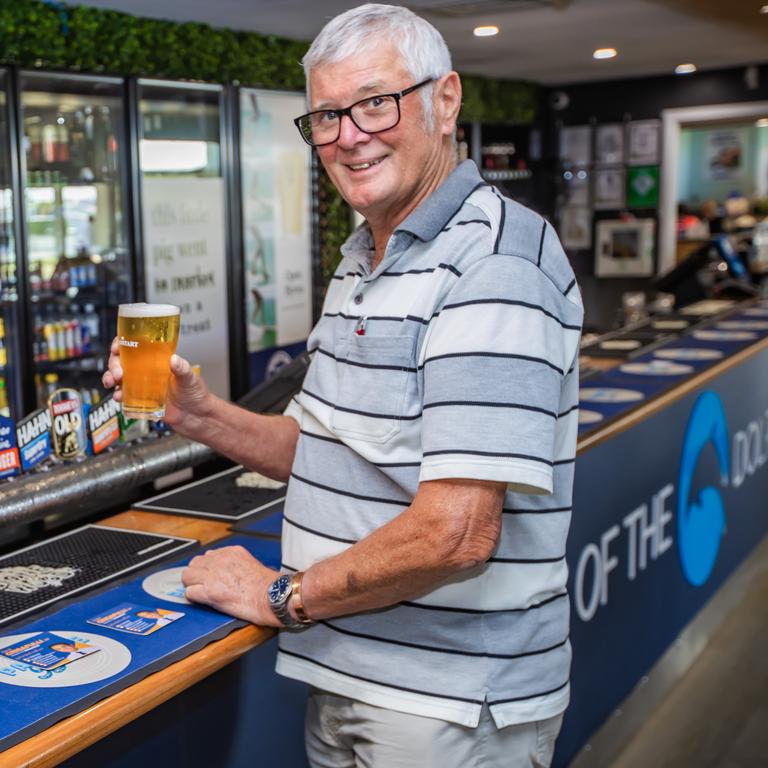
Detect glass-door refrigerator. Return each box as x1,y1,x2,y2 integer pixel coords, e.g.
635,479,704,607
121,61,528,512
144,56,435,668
19,72,132,409
0,69,22,420
136,80,232,400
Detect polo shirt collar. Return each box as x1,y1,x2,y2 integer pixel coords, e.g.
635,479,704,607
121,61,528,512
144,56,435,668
396,160,484,243
340,223,375,273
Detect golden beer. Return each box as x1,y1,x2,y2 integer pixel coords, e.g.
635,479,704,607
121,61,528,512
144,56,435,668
117,303,180,420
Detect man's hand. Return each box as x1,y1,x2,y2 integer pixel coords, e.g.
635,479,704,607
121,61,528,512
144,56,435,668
101,336,214,433
181,546,282,627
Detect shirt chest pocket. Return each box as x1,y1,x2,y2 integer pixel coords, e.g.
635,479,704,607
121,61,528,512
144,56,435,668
331,334,418,443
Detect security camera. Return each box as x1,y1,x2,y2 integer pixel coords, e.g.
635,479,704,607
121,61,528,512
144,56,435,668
549,90,570,111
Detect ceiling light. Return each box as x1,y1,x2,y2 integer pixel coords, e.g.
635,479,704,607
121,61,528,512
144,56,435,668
675,63,697,75
593,48,617,60
761,5,768,13
474,25,499,37
756,118,768,128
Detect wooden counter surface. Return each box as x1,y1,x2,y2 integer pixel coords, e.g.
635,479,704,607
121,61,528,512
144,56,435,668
0,510,276,768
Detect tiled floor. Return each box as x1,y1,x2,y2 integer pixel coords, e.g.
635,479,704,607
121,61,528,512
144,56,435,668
609,557,768,768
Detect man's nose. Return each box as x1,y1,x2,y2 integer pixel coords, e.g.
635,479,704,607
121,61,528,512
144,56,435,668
337,113,370,149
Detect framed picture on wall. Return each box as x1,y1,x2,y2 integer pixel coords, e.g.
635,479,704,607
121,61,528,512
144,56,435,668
595,218,655,277
595,124,625,165
627,165,660,208
628,120,660,165
559,125,592,166
594,168,626,210
559,205,592,250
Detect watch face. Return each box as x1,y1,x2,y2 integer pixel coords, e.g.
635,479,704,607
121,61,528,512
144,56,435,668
268,574,291,606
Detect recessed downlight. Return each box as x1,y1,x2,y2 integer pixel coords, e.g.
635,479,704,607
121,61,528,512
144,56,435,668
675,63,697,74
593,48,617,60
474,25,499,37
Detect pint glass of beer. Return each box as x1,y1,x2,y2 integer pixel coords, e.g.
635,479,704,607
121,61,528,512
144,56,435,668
117,303,180,420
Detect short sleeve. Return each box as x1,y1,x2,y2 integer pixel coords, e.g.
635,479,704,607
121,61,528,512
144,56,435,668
419,254,582,494
283,396,304,426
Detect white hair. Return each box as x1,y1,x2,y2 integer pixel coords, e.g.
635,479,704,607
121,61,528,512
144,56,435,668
302,3,453,129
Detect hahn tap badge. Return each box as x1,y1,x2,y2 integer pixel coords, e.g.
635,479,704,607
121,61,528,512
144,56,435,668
48,388,87,460
16,408,53,471
87,395,122,454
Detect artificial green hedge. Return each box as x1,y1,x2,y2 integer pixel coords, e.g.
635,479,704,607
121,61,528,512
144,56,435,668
0,1,537,121
0,0,538,282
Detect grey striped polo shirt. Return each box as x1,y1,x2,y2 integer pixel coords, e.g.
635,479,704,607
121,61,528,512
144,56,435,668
277,159,583,728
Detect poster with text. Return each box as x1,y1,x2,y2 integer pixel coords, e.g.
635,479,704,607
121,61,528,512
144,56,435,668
706,128,745,181
240,89,312,353
142,177,230,399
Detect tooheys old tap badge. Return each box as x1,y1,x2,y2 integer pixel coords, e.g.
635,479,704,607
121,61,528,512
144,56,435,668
48,388,87,460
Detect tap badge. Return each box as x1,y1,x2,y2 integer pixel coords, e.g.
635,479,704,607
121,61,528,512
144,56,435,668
677,391,730,586
48,388,87,460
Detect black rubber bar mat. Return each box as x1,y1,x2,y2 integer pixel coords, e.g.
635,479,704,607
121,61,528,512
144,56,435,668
0,525,196,628
134,465,286,521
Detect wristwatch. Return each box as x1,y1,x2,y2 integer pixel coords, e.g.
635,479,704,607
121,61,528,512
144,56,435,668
267,572,313,630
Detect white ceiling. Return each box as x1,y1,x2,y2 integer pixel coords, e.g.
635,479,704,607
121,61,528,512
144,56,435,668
72,0,768,85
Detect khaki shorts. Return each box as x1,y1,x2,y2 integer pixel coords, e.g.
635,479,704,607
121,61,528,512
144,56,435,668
305,688,564,768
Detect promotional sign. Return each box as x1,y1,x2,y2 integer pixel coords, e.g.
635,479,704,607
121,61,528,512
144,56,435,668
86,395,121,455
0,415,20,479
706,128,745,181
240,89,312,373
626,165,659,208
142,177,230,399
556,345,768,766
16,408,52,471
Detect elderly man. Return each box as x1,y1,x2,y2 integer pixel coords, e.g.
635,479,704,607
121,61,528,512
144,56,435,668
105,4,582,766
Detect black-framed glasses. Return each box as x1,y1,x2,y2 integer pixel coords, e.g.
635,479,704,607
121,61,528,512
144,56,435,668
294,78,434,147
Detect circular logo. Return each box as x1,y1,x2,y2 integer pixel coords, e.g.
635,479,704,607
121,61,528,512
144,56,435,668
580,388,644,404
578,409,604,425
654,348,724,362
651,319,690,330
142,567,190,605
716,320,768,331
598,339,642,351
0,631,130,688
620,360,694,376
677,392,729,586
693,330,757,342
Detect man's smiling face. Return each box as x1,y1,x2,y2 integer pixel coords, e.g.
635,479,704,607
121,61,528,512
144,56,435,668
309,42,445,232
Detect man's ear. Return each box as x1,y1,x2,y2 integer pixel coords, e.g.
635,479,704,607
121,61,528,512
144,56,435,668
434,72,462,136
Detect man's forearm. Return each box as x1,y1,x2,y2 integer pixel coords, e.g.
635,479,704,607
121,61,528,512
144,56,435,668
175,395,299,482
297,479,504,620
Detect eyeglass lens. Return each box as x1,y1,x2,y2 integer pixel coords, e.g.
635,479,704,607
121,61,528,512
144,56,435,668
301,95,400,146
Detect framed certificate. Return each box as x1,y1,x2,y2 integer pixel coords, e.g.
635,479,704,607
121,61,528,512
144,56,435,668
559,125,592,166
628,120,660,165
594,168,626,210
595,124,625,166
559,206,592,250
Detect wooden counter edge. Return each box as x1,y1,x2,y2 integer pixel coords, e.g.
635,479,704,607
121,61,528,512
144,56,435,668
577,335,768,454
0,623,275,768
0,510,273,767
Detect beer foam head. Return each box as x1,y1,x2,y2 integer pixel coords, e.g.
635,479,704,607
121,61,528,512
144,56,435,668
118,303,180,318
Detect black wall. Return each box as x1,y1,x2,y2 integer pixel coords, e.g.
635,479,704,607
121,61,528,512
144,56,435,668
539,63,768,330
